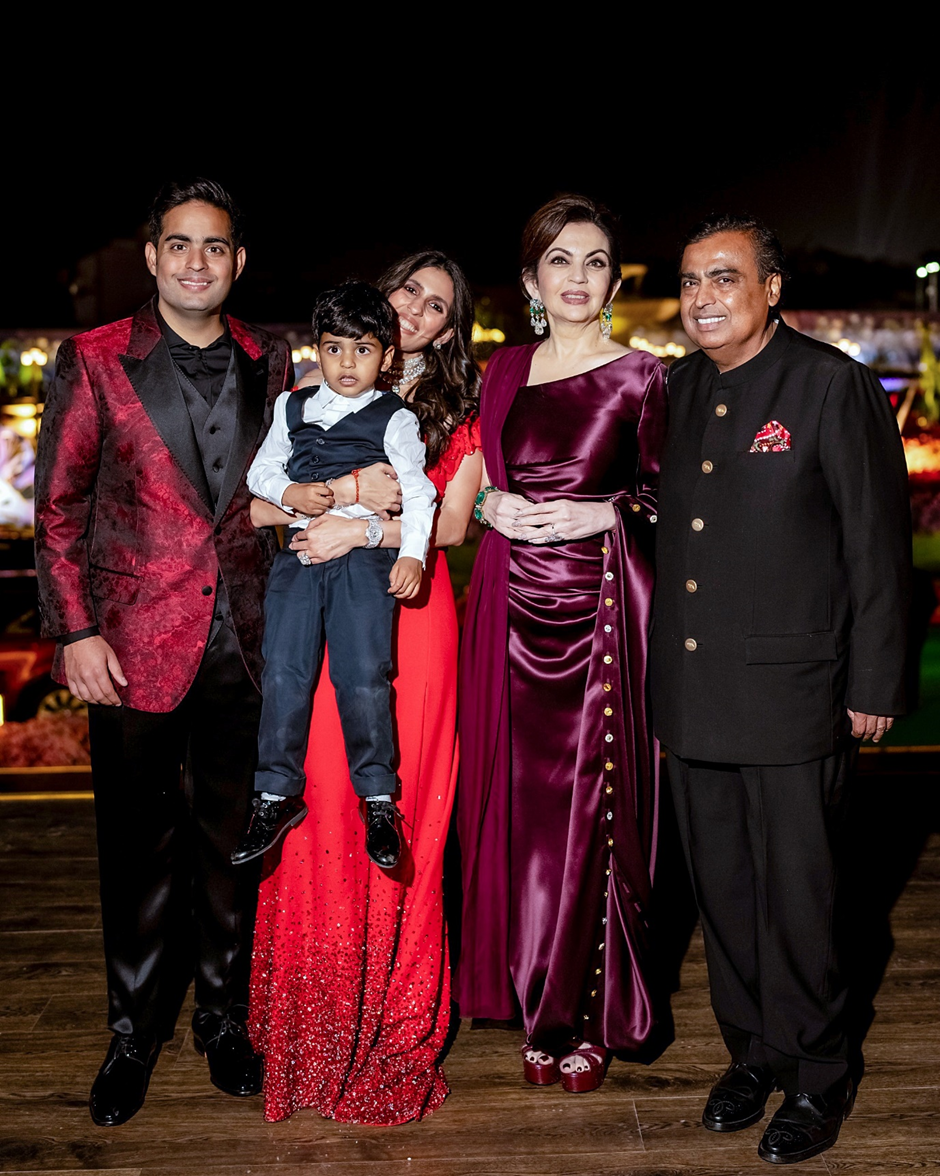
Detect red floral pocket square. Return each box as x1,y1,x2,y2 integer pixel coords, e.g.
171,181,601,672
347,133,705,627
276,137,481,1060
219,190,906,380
750,420,792,452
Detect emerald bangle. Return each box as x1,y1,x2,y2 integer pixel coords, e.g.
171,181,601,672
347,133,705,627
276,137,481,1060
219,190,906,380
473,485,499,526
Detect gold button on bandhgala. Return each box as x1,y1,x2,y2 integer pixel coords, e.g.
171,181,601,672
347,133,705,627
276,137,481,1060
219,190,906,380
686,579,698,593
607,837,614,847
604,706,613,716
631,502,641,512
702,460,714,473
691,518,704,531
603,683,612,692
601,545,609,554
606,784,613,794
605,597,614,606
603,655,612,664
591,989,598,997
715,403,728,416
605,761,614,771
685,638,698,651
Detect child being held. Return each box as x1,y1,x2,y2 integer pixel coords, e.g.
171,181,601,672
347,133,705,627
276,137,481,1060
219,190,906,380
233,281,435,870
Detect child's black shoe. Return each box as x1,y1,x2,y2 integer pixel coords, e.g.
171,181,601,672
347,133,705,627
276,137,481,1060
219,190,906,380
363,800,401,869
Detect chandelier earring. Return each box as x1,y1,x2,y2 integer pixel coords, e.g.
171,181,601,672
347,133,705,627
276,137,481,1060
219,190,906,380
600,302,613,340
529,296,547,336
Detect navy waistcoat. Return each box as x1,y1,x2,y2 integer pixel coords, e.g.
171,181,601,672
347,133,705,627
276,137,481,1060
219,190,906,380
286,386,406,483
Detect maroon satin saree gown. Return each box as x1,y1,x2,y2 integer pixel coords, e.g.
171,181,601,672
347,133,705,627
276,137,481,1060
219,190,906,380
457,344,667,1051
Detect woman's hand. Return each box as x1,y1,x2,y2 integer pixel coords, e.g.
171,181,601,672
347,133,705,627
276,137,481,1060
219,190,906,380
331,463,402,519
513,499,617,543
290,514,368,564
481,489,534,540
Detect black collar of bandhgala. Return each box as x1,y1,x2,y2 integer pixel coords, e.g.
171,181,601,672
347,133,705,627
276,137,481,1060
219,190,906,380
713,318,791,388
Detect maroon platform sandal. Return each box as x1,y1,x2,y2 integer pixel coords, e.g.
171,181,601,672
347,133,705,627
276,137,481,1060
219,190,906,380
559,1044,610,1093
521,1041,562,1085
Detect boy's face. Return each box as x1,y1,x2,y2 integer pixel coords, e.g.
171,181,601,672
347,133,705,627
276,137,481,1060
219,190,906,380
315,332,393,397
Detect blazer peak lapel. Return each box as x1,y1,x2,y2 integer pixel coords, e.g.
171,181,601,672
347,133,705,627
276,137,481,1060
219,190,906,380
120,340,215,516
214,343,269,521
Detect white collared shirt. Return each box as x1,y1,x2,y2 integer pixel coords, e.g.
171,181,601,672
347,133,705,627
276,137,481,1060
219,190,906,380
248,381,435,564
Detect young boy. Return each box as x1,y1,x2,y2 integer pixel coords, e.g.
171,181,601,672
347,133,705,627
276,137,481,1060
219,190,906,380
233,282,435,869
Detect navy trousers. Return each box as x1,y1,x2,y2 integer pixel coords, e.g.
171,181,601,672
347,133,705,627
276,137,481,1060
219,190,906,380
256,545,397,800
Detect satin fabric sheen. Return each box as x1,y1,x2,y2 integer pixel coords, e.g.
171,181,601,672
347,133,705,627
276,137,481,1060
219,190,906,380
457,346,666,1051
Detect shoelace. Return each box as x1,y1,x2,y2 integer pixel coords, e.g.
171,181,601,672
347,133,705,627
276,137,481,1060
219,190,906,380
200,1015,249,1048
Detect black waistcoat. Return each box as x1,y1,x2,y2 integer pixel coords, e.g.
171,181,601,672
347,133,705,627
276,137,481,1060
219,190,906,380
286,386,404,483
174,347,239,511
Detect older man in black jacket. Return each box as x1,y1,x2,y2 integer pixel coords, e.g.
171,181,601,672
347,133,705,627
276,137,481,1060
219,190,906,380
651,216,911,1166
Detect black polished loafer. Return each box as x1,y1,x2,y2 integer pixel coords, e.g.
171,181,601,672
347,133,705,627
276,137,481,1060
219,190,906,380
703,1062,777,1132
89,1033,160,1126
758,1078,855,1165
363,800,401,869
231,796,307,864
192,1011,262,1097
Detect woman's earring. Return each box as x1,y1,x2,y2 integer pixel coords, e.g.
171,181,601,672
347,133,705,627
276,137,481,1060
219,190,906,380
600,302,613,340
529,297,547,336
433,340,443,350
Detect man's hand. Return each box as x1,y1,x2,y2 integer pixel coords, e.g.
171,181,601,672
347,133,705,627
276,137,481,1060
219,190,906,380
388,556,422,600
847,710,894,743
64,635,127,706
281,482,334,517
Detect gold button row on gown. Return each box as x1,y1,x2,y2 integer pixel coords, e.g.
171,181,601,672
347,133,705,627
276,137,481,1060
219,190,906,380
594,547,618,1022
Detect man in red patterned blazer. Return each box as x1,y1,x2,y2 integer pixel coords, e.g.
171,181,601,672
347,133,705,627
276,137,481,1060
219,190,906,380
35,179,293,1125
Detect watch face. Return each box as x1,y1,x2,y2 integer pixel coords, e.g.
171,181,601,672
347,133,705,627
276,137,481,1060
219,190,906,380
365,518,383,549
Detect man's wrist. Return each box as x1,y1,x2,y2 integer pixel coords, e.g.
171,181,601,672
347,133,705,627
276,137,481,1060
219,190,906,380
59,626,100,646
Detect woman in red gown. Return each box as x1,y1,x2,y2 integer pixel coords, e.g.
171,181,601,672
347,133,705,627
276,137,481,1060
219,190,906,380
248,252,481,1125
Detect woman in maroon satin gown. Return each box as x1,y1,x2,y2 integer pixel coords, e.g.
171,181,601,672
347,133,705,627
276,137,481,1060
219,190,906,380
456,196,667,1092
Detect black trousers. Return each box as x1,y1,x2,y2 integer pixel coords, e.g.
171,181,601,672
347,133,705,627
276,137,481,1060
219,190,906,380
255,545,397,800
88,621,262,1040
667,745,855,1095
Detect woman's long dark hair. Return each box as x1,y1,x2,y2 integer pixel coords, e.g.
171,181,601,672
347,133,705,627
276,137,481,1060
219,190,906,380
377,251,480,469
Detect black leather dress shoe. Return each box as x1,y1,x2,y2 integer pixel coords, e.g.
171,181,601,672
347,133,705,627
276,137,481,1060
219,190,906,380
231,796,307,864
363,800,401,869
703,1062,777,1132
89,1033,159,1126
192,1011,263,1097
758,1078,855,1164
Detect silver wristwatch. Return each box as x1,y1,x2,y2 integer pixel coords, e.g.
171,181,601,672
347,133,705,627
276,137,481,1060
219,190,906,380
364,517,384,550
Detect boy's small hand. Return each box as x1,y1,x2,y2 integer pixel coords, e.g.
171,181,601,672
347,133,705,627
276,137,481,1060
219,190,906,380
388,557,422,599
282,481,334,517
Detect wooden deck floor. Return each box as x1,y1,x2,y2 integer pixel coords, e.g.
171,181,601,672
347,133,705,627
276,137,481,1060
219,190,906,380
1,768,937,1176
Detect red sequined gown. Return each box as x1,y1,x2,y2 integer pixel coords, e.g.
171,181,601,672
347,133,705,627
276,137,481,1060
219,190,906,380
249,419,480,1125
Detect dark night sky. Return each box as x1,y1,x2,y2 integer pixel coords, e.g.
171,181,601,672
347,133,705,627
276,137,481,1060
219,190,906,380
8,78,940,328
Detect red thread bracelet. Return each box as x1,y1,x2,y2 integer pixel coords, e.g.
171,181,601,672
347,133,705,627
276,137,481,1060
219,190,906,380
352,468,361,505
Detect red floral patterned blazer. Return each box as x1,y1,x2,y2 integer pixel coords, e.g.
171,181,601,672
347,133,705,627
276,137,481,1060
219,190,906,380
35,298,292,712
